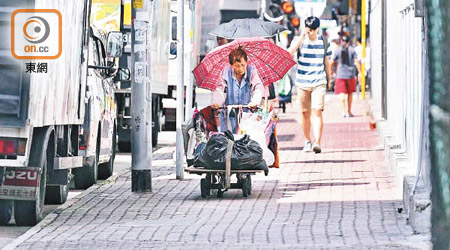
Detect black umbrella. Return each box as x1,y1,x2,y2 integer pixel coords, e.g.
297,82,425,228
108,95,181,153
209,18,287,39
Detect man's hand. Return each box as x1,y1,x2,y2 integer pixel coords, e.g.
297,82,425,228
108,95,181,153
247,101,258,109
300,28,307,39
288,29,307,56
327,81,332,91
211,103,220,109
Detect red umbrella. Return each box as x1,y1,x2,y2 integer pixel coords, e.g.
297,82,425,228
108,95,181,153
193,37,296,91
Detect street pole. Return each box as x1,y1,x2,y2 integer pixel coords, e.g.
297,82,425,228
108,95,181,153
185,4,193,121
176,0,185,180
131,0,152,192
361,0,366,100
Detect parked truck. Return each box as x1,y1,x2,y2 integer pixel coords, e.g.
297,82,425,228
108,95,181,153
0,0,124,226
164,0,202,129
115,0,170,150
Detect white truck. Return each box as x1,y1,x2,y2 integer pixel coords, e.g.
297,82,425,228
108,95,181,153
0,0,124,226
164,0,202,127
115,0,171,149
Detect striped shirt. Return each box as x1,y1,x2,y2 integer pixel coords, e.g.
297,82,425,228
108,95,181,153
295,35,332,88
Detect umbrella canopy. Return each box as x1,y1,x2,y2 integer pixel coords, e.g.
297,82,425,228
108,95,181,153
209,18,287,39
193,37,296,91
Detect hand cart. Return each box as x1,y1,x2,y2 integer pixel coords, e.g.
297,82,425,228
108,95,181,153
185,168,263,198
184,104,274,198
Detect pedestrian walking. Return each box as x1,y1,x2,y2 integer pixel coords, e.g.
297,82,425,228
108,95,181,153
331,36,361,117
355,37,363,61
287,16,332,154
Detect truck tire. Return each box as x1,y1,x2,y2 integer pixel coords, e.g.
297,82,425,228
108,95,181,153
98,127,116,179
73,133,100,189
118,142,131,152
45,138,68,205
152,112,160,147
14,132,51,226
152,128,158,147
45,185,68,205
0,200,13,226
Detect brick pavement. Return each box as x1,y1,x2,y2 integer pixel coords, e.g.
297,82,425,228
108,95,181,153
7,94,431,250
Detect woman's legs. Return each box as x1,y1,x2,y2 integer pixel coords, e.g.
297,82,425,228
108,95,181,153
335,79,348,116
347,78,357,116
339,93,347,115
347,92,353,116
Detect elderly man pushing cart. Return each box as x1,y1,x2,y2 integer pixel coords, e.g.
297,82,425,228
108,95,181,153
188,37,295,197
210,46,264,133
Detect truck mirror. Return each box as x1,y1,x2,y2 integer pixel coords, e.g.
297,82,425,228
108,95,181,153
170,41,177,56
107,31,123,58
118,68,131,81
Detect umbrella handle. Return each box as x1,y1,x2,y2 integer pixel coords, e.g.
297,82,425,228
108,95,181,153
217,105,245,109
217,104,261,109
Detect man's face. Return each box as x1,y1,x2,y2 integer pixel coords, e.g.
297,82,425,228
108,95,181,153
306,27,319,39
231,58,247,77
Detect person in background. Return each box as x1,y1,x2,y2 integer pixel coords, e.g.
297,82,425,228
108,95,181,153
287,16,332,154
211,47,264,133
355,37,371,90
328,36,340,91
217,36,230,47
355,37,363,61
331,36,361,117
329,36,340,60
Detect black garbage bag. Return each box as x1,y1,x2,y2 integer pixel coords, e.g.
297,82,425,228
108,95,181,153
194,132,269,175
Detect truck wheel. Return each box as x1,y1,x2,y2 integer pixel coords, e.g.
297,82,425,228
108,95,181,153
73,135,100,189
15,140,49,226
152,129,158,147
73,154,98,189
45,140,68,205
44,185,68,205
152,113,159,147
98,127,116,180
0,200,13,226
118,142,131,152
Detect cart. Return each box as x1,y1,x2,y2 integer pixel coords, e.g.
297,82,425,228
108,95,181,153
185,167,263,198
183,104,276,198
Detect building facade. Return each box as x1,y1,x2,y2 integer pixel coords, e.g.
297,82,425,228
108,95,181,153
369,0,431,233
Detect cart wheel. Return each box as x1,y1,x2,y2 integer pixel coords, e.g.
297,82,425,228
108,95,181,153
247,175,252,195
217,189,224,198
200,178,210,198
241,177,249,197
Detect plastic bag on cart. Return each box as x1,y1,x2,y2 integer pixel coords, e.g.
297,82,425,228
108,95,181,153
239,111,272,133
238,111,275,166
246,129,274,166
183,111,209,166
194,133,268,175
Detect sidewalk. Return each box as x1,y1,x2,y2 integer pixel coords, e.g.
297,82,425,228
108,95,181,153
6,94,430,250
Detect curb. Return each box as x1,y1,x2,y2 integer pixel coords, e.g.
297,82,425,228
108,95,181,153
365,98,431,235
3,146,170,250
3,171,124,250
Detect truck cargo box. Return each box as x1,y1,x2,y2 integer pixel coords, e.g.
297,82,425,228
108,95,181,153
0,0,90,128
